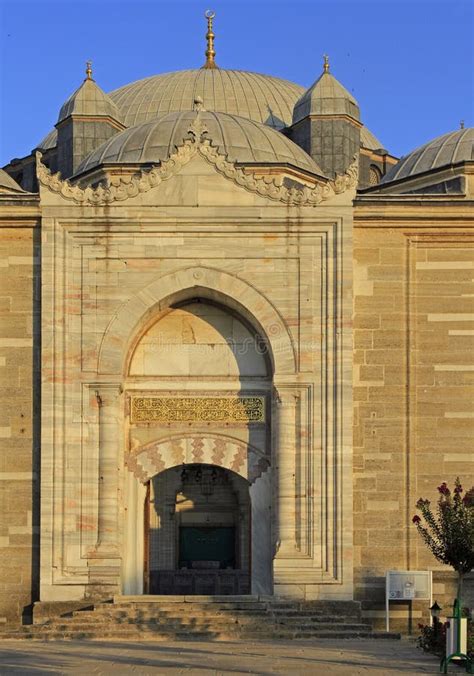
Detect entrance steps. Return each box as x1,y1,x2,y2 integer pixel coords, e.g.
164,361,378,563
0,596,400,641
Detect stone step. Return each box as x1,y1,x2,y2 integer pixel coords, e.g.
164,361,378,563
113,595,261,604
266,601,362,613
110,601,266,612
44,619,372,634
0,628,374,641
0,626,401,642
269,612,360,621
73,607,269,619
67,613,361,627
3,596,393,643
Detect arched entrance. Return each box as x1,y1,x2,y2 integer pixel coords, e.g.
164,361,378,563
147,464,251,595
122,295,274,596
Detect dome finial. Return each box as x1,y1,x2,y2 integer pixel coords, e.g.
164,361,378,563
460,120,465,129
85,60,93,81
193,96,205,112
323,54,330,73
202,10,218,69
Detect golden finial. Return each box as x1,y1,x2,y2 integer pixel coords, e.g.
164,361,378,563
460,120,465,129
323,55,330,73
85,61,93,81
202,10,218,69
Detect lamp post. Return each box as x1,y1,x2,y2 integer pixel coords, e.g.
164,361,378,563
430,601,441,642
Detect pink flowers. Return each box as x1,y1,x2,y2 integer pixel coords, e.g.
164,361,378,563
412,515,421,524
438,482,450,496
416,498,430,509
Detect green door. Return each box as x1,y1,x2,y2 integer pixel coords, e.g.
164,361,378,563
179,526,236,569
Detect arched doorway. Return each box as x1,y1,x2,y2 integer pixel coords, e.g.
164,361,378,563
122,296,273,596
146,464,251,595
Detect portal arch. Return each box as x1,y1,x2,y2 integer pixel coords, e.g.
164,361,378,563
98,265,296,376
126,433,270,485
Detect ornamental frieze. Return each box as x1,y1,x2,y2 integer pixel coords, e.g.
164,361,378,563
35,112,358,207
130,396,265,424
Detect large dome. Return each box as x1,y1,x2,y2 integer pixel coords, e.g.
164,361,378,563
35,69,384,155
108,69,304,131
382,127,474,183
76,110,324,176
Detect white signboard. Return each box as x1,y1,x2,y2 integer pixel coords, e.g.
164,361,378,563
385,571,432,632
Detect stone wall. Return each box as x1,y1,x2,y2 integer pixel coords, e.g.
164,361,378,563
288,117,360,178
353,202,474,631
37,153,355,605
0,207,40,624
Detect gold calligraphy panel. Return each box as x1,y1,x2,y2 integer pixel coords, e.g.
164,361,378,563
131,396,265,423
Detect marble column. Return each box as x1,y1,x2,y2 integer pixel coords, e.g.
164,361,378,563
90,384,121,559
274,389,299,557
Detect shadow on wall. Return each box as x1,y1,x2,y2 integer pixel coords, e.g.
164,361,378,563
22,225,41,625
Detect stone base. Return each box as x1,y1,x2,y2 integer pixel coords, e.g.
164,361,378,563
32,600,99,625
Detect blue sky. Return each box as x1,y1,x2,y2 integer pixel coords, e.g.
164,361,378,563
0,0,472,166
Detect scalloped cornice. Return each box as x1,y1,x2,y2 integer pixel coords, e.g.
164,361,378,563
35,118,358,207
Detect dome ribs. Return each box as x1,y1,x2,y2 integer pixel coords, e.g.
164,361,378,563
73,110,323,177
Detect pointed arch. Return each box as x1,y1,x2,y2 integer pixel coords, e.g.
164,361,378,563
98,265,296,376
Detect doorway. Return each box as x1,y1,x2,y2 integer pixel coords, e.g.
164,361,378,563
147,464,251,595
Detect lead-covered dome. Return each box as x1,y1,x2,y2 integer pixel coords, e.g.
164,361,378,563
292,67,360,125
108,69,304,131
382,127,474,183
58,77,124,125
76,110,325,176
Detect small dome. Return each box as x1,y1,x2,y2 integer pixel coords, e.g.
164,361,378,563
382,127,474,183
293,69,360,125
58,78,124,125
36,129,57,151
0,169,23,193
76,110,325,176
360,126,384,150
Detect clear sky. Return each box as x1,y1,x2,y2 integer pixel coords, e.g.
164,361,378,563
0,0,472,166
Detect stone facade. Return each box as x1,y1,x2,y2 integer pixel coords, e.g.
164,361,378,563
0,40,472,634
353,175,474,630
31,140,355,610
0,196,40,623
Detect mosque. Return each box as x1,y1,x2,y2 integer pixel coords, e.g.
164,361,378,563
0,12,472,633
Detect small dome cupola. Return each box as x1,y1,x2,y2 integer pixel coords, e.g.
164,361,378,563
57,62,124,125
292,55,360,125
381,127,474,184
55,62,126,178
287,56,361,178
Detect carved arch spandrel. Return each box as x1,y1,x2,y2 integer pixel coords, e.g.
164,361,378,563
98,265,297,376
126,433,270,485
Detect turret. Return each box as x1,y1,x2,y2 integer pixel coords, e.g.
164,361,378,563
56,62,125,178
287,56,361,177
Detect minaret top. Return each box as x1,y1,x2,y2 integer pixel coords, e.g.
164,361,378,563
202,10,218,69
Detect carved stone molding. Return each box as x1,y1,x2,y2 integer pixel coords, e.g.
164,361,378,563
126,433,270,484
36,113,358,206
